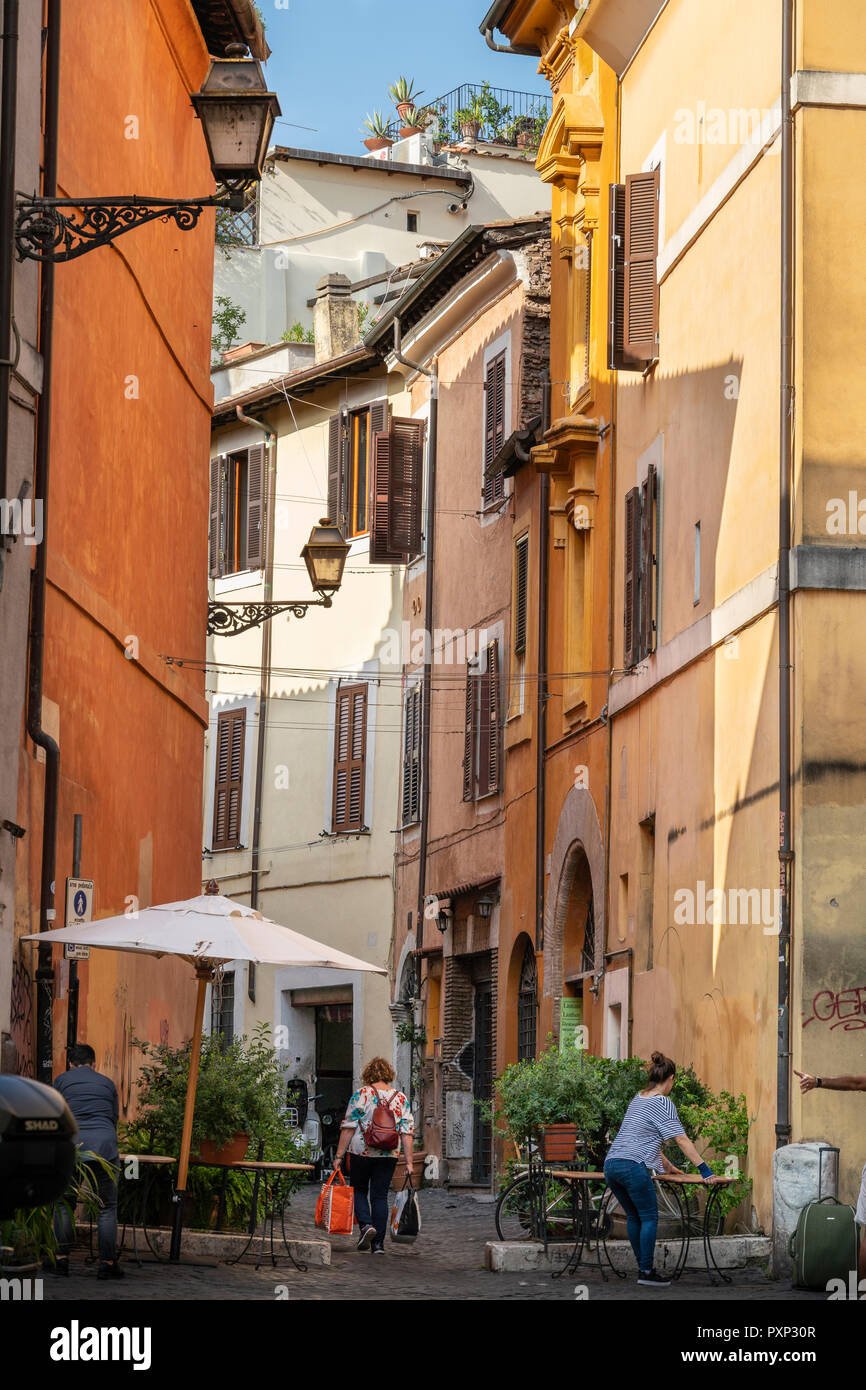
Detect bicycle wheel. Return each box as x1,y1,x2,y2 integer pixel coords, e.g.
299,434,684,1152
495,1174,535,1241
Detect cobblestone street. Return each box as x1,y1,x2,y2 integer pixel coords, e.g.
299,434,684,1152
40,1186,826,1303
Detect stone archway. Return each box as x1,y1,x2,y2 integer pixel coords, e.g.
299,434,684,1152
543,786,605,1020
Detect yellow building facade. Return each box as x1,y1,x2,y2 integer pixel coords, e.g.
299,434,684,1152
485,0,866,1233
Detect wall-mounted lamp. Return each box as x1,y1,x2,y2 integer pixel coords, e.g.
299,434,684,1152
476,895,494,919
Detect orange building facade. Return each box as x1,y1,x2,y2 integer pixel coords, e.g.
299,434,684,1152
10,0,263,1109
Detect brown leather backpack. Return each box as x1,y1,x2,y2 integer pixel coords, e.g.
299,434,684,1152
364,1087,399,1151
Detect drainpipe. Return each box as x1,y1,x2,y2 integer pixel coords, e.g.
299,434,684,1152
393,319,438,994
776,0,795,1150
0,0,19,591
535,372,551,952
481,25,538,57
234,407,276,940
30,0,61,1087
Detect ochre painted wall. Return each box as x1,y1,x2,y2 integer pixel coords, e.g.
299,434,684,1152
17,0,213,1117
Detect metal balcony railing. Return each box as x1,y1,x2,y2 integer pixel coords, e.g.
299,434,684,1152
428,82,552,150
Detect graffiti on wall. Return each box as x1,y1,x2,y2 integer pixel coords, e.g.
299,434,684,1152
802,985,866,1032
10,960,35,1077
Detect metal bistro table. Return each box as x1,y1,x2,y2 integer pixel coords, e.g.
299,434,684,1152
550,1171,738,1285
189,1159,315,1270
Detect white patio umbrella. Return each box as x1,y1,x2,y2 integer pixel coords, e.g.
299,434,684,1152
24,881,386,1258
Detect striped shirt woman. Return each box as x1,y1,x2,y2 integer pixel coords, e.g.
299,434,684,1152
603,1052,718,1287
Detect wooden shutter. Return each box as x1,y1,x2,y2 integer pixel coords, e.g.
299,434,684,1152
209,455,226,578
388,417,424,556
245,442,265,570
478,641,500,797
369,428,403,565
327,410,348,530
623,487,641,669
483,352,506,506
640,464,657,658
624,169,660,361
402,685,421,825
212,709,245,850
514,534,529,655
332,683,367,833
608,184,629,372
369,398,388,438
462,667,475,802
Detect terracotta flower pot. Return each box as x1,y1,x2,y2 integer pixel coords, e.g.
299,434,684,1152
517,131,533,149
392,1151,426,1188
460,120,481,143
396,100,414,121
196,1131,249,1166
363,136,393,152
400,125,423,139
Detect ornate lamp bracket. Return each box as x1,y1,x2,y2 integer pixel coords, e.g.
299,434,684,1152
15,188,246,264
207,595,333,637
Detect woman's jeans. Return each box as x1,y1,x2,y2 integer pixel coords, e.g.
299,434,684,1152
348,1155,397,1245
603,1158,659,1273
53,1159,119,1264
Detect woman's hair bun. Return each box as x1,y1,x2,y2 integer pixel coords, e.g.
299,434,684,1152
651,1050,664,1064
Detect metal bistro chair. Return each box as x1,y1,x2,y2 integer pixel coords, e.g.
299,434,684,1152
529,1124,584,1258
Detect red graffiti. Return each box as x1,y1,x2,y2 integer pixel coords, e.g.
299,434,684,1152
802,985,866,1031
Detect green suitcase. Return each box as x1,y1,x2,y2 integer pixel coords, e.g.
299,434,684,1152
788,1195,859,1290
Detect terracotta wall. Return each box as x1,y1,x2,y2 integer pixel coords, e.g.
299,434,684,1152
16,0,213,1112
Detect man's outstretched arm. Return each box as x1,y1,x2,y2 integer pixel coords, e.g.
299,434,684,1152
794,1069,866,1093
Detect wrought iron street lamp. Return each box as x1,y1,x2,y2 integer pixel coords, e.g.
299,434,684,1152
207,519,350,637
15,46,280,263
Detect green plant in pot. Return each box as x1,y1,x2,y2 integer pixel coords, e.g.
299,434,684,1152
399,105,427,138
361,110,394,152
388,75,423,122
0,1152,117,1272
454,92,486,143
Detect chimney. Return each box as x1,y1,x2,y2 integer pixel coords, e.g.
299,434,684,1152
313,273,358,364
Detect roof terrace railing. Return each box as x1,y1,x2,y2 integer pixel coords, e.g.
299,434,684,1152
427,82,552,150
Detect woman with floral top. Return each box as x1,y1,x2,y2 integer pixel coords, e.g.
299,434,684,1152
334,1057,415,1253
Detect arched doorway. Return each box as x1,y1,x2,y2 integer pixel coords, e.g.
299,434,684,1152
544,786,605,1046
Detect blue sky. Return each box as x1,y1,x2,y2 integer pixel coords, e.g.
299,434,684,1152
260,0,549,155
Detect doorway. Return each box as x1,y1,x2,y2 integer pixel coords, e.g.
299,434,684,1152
315,1003,353,1163
471,983,493,1185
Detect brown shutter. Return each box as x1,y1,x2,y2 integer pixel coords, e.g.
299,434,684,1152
483,353,506,506
209,454,226,578
369,398,388,437
624,169,660,361
388,416,424,556
479,641,500,796
332,683,367,833
402,685,421,825
462,667,475,802
369,429,403,564
514,534,529,655
624,487,641,668
212,709,245,850
245,442,265,570
640,464,657,657
608,184,630,372
327,411,348,530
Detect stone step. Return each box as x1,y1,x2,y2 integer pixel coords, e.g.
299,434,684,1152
121,1227,331,1265
485,1235,773,1274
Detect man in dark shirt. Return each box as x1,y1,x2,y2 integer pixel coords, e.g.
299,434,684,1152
52,1043,122,1277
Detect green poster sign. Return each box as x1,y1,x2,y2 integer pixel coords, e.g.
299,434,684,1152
559,995,584,1053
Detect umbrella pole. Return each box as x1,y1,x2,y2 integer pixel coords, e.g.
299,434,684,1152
169,963,210,1261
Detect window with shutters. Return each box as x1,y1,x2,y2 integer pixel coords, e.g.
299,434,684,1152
463,640,502,801
483,351,506,507
369,415,425,565
514,534,529,656
327,399,388,540
608,168,660,370
209,444,265,577
211,970,235,1048
623,465,658,669
401,683,422,827
331,683,368,833
212,709,246,850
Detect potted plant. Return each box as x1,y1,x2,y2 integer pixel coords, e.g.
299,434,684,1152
399,105,427,139
361,110,394,153
454,93,486,143
388,76,423,123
